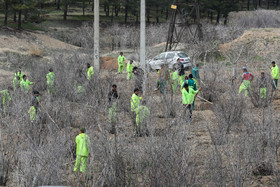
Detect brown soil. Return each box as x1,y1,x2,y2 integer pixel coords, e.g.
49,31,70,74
100,56,118,70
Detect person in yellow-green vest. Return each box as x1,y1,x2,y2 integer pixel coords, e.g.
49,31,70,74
15,67,23,81
87,63,94,80
0,87,12,114
118,52,126,74
182,83,201,123
131,88,143,133
135,104,150,136
127,60,134,80
46,68,55,95
74,128,91,173
239,67,254,97
271,61,279,90
13,76,21,91
181,74,198,108
20,75,35,94
171,67,179,94
28,90,40,121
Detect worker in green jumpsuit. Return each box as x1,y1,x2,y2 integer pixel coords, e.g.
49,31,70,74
87,63,95,80
131,88,143,134
46,68,55,95
127,60,134,80
271,61,279,90
20,75,35,94
15,67,23,81
182,83,200,123
0,87,12,114
118,52,126,74
74,128,90,173
28,90,40,121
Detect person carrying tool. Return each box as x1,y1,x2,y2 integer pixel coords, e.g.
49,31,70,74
108,84,119,134
239,67,254,97
0,87,12,114
74,128,91,173
171,67,179,94
87,63,95,80
192,64,200,80
258,72,267,99
28,90,40,121
20,75,35,94
271,61,279,90
46,68,55,95
182,83,201,123
118,52,126,74
127,60,134,80
135,103,150,136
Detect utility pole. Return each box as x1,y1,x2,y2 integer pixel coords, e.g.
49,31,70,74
94,0,100,72
140,0,145,70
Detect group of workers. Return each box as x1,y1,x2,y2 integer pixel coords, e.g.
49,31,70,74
0,52,279,174
238,61,279,97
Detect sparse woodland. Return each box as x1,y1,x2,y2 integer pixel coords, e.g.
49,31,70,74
0,8,280,187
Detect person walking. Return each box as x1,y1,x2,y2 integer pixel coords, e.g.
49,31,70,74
13,76,21,91
108,84,119,134
15,67,23,81
182,83,201,123
118,52,126,74
131,88,143,134
74,128,91,173
46,68,55,95
239,67,254,97
271,61,279,90
127,60,134,80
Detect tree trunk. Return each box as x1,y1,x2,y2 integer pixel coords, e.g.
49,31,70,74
277,0,280,7
216,10,220,24
124,1,128,23
210,12,213,23
92,0,94,11
165,8,168,20
267,0,270,9
156,6,159,23
18,10,22,29
83,0,85,16
64,0,68,20
111,5,113,22
259,0,262,7
57,0,60,10
14,11,17,22
147,7,150,24
4,0,8,26
247,0,250,10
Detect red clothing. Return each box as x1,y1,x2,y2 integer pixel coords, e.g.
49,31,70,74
243,72,253,81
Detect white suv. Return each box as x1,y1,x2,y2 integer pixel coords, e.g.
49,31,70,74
148,51,192,70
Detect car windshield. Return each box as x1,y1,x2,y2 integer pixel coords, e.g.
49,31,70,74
178,53,188,58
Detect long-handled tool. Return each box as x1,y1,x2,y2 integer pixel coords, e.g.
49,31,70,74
197,95,213,105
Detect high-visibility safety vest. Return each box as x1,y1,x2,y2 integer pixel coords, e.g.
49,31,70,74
46,72,55,86
118,55,126,66
87,66,94,80
15,71,23,81
20,79,33,93
182,87,198,105
271,65,279,79
131,93,142,112
172,71,179,83
75,133,90,157
127,63,133,73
